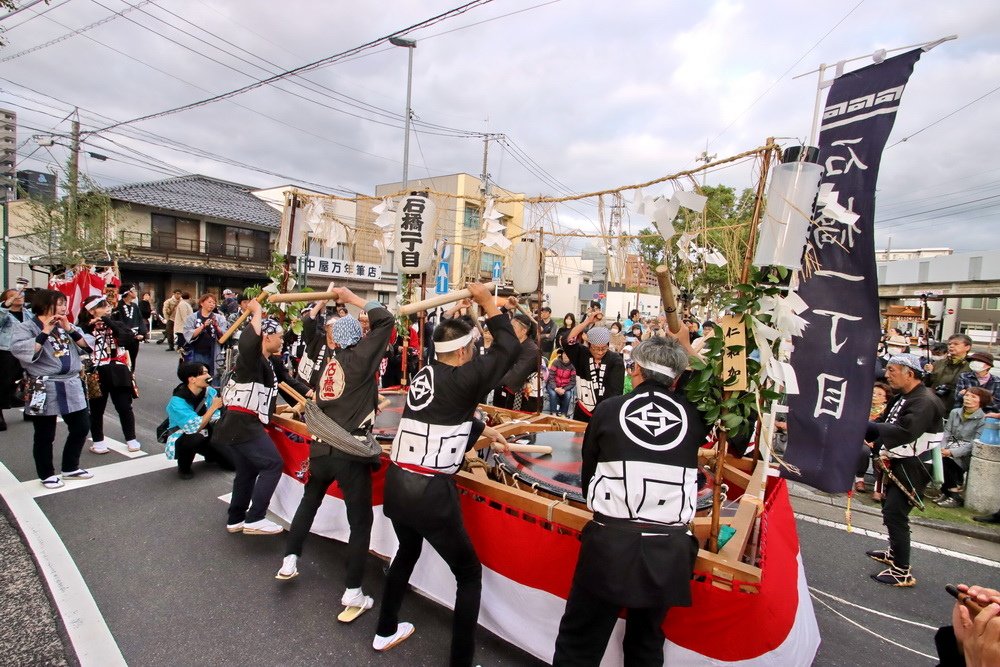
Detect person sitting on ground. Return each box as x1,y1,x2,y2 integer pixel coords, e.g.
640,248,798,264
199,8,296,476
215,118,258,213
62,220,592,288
546,348,577,418
954,351,1000,417
165,362,233,479
855,381,894,493
937,386,991,508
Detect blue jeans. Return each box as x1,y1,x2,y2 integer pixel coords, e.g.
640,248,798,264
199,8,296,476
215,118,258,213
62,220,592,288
547,387,574,416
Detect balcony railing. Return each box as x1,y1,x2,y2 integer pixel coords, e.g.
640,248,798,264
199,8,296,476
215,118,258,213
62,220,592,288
119,231,271,264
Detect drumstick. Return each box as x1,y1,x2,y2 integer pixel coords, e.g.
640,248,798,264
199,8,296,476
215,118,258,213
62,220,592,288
399,283,495,316
267,290,340,304
655,265,682,334
506,444,552,455
219,292,269,344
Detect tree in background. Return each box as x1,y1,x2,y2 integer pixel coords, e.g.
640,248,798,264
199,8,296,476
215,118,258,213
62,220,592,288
634,184,756,314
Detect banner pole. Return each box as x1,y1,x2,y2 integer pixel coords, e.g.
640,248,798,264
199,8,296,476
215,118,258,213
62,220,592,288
807,64,828,149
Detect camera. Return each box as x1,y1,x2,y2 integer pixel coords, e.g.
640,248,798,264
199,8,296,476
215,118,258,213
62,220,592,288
934,384,951,398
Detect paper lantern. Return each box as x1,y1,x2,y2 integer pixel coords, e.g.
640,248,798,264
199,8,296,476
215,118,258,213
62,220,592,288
753,157,824,270
393,192,436,275
511,237,541,293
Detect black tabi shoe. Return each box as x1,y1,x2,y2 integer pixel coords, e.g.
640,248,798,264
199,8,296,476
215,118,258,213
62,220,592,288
871,565,915,587
973,513,1000,524
865,548,894,565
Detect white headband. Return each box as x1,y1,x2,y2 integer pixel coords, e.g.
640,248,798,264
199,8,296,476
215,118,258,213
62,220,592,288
435,332,474,353
635,359,677,379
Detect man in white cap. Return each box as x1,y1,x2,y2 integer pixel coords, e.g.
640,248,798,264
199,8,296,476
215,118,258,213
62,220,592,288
864,353,945,587
277,287,394,622
564,308,625,423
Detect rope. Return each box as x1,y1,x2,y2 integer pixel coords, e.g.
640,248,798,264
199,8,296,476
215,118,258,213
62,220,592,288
845,490,854,533
808,594,938,661
808,588,938,630
292,143,777,205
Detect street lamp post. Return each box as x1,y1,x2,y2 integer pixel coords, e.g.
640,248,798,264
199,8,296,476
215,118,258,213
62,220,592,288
390,37,417,307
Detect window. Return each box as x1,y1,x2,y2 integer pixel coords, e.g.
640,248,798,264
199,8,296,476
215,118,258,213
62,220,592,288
480,252,501,272
152,214,199,252
962,297,985,310
463,203,480,229
206,222,269,260
989,297,1000,311
545,275,558,286
567,277,571,285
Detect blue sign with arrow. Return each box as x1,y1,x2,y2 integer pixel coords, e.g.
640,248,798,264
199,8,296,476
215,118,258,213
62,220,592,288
436,262,449,294
492,260,502,282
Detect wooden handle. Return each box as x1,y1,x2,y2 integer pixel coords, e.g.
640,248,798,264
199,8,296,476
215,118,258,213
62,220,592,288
507,443,552,455
655,265,682,334
218,292,269,344
278,381,308,407
399,283,495,316
267,290,339,304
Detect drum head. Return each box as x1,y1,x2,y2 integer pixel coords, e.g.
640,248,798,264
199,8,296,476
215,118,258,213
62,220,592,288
496,430,584,503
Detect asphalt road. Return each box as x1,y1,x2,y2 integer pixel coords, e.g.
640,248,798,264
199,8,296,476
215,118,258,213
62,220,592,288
1,341,998,666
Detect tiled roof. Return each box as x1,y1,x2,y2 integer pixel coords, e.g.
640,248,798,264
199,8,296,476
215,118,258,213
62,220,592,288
104,175,281,229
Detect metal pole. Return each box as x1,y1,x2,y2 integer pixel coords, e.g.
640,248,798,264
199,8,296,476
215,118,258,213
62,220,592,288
68,113,80,237
391,38,416,308
2,194,8,288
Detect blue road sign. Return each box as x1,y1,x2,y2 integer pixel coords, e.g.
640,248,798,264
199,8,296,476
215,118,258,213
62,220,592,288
436,262,449,294
492,260,502,281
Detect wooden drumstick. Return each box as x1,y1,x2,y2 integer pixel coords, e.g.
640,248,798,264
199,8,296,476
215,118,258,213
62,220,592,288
506,444,552,455
655,265,682,334
219,292,269,344
278,382,308,410
399,283,495,316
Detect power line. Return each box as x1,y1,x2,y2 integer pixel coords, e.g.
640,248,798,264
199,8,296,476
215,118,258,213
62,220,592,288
86,0,498,135
876,193,1000,229
1,0,73,30
887,83,1000,149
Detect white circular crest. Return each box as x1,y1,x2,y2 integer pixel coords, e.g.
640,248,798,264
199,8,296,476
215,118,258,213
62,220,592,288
617,392,688,451
406,366,435,411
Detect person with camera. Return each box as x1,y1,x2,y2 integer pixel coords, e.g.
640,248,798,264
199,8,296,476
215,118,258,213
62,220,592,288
112,284,147,371
163,362,231,479
9,290,94,489
0,279,32,431
182,293,228,380
925,333,973,406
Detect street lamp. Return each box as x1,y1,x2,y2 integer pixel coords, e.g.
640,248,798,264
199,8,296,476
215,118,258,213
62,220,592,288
390,36,417,305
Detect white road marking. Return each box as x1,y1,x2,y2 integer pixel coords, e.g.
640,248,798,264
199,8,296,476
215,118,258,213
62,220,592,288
809,593,937,662
795,513,1000,568
0,462,126,666
30,454,178,498
97,437,148,459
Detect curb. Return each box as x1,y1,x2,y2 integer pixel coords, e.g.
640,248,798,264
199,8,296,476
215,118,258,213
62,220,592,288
786,483,1000,545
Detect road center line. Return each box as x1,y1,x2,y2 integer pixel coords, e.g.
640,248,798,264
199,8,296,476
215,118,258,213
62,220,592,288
795,513,1000,569
0,462,126,666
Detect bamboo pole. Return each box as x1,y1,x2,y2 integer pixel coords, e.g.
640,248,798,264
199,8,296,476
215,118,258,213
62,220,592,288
740,138,776,284
708,430,729,554
218,292,269,344
399,283,495,316
654,265,682,334
267,291,338,304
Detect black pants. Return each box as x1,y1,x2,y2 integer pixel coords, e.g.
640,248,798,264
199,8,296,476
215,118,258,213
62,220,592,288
124,339,140,372
376,465,481,667
881,457,928,568
941,457,965,493
553,583,670,667
164,321,175,349
175,432,235,474
227,431,283,524
494,387,539,413
285,454,373,589
33,409,90,479
89,386,136,442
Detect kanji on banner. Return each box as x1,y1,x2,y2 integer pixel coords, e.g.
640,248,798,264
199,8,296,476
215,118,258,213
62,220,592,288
784,49,924,492
393,192,436,275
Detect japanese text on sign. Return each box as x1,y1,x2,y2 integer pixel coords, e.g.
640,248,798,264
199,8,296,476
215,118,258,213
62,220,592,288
719,314,748,392
303,256,383,282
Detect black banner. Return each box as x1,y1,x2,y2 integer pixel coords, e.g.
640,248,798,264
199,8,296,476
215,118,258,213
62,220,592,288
783,49,923,493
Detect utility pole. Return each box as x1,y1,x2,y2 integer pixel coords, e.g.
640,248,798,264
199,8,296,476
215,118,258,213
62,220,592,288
470,133,491,283
68,110,80,236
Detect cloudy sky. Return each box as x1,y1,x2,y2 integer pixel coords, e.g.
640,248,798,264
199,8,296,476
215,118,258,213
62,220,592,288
3,0,998,253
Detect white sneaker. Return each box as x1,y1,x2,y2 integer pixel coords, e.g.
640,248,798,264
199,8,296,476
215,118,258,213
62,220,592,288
126,439,142,452
40,476,64,489
226,522,244,533
373,622,414,652
89,441,110,454
276,554,298,580
242,518,283,535
62,469,93,480
341,588,374,610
